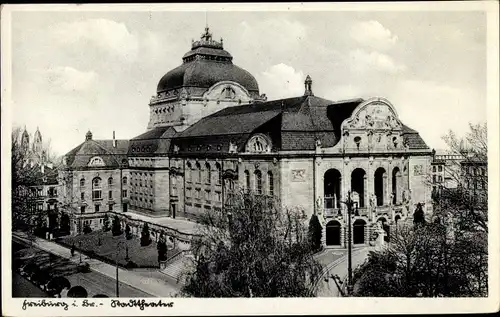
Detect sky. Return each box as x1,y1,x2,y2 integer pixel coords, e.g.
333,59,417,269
8,8,488,156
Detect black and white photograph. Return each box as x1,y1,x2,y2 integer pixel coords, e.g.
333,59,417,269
1,2,499,316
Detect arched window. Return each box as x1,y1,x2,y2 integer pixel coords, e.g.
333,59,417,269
267,172,274,196
205,163,211,184
216,163,222,185
92,177,102,200
80,178,85,187
108,177,113,186
122,177,127,185
244,170,250,193
196,162,201,183
255,170,262,195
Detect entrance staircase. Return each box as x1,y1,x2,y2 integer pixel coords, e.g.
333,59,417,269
161,255,193,285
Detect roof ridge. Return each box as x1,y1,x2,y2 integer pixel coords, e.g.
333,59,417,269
89,140,121,166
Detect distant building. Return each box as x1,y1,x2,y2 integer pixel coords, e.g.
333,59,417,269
59,27,434,247
17,127,60,233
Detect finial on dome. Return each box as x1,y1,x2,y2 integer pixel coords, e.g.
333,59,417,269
304,75,313,96
201,26,212,41
85,130,93,141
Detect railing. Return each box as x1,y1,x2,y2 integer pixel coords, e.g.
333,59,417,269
324,208,342,217
165,249,185,266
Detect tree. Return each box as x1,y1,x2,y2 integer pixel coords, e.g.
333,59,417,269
103,213,110,232
439,122,488,233
67,286,88,298
141,223,152,246
182,192,322,297
413,203,426,226
353,222,487,297
111,215,122,236
46,276,71,298
308,214,323,252
157,231,168,262
125,224,132,240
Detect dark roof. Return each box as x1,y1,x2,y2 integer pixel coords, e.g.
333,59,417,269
173,95,365,153
156,60,259,95
401,124,430,150
129,127,177,156
64,139,129,169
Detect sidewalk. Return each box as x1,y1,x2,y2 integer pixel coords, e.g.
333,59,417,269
13,232,180,297
315,247,371,297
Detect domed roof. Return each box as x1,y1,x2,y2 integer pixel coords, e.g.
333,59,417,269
156,27,259,96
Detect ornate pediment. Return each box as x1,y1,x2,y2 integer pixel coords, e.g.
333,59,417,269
344,100,402,131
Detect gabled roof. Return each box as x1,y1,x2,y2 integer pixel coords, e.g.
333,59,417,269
401,124,430,150
64,139,129,169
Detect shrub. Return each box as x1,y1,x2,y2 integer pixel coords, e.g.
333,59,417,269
112,215,122,236
83,223,92,234
157,231,168,262
103,213,110,232
125,224,132,240
308,214,323,252
125,260,138,269
140,223,152,246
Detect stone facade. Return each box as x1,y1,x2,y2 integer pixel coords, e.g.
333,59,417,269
59,28,433,248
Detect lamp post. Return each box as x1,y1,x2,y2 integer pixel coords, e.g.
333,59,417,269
116,240,126,297
78,241,82,264
339,191,358,296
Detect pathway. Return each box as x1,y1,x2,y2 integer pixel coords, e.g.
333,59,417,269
315,247,372,297
13,232,180,297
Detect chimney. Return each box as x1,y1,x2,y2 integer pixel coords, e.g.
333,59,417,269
113,131,117,148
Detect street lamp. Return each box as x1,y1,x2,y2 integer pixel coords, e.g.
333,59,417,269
78,241,82,264
116,240,126,297
339,191,358,296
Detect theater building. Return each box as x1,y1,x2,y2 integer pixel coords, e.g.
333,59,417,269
59,27,433,247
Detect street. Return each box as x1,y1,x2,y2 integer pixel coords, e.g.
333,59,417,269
12,240,152,298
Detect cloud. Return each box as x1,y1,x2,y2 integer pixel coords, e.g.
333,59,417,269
50,19,139,62
350,20,398,51
348,49,406,74
43,67,98,92
391,79,486,150
258,64,305,99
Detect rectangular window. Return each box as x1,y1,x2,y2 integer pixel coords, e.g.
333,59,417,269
122,190,127,198
438,165,443,172
432,175,436,183
438,176,442,182
81,192,85,200
432,166,436,172
109,190,113,199
92,190,102,200
109,204,113,211
95,204,100,212
81,206,86,213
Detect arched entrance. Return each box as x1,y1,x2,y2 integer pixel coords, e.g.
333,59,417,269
353,219,366,244
324,169,341,209
374,168,387,206
392,167,401,204
351,168,366,207
326,220,341,246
